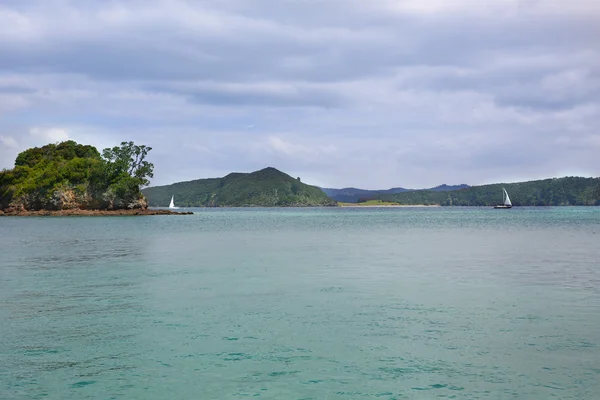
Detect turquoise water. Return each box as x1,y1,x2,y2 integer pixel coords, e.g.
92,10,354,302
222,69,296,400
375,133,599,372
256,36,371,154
1,207,599,399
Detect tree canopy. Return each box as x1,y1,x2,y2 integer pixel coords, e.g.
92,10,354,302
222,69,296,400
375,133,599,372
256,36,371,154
102,141,154,187
142,167,337,207
0,140,155,211
376,177,600,206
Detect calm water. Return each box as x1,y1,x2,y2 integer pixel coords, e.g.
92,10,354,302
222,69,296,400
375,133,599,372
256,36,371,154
1,207,599,399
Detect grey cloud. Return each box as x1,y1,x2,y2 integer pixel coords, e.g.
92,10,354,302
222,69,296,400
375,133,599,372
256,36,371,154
0,84,36,94
188,89,341,108
147,82,346,108
494,92,597,112
2,2,596,85
1,1,599,187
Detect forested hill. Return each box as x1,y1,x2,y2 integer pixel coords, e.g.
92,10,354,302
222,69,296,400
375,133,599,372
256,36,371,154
376,177,600,206
321,184,470,203
142,167,337,207
0,140,154,211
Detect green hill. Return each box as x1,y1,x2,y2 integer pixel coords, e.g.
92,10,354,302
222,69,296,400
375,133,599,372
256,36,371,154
376,177,600,206
142,167,337,207
1,140,154,211
321,184,470,203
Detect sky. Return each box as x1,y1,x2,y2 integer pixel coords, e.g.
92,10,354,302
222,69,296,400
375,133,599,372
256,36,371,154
0,0,599,189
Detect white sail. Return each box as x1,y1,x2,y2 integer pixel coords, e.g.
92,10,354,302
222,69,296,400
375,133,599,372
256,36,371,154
503,188,512,206
169,196,175,208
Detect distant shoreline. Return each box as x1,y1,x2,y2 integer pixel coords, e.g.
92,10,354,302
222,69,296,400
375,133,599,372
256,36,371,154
338,204,441,208
0,209,193,217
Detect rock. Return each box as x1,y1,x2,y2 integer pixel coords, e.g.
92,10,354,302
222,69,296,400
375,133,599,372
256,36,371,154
4,204,25,214
52,188,88,210
127,196,149,210
0,208,192,216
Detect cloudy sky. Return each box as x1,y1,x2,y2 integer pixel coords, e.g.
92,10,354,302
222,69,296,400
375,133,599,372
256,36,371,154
0,0,598,189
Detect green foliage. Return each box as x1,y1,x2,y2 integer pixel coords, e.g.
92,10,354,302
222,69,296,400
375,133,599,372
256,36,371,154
322,184,470,203
377,177,600,206
143,178,223,207
15,140,101,167
102,141,154,187
0,140,154,211
142,167,337,207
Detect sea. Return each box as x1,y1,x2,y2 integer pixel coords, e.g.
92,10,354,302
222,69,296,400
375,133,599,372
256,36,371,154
1,207,599,399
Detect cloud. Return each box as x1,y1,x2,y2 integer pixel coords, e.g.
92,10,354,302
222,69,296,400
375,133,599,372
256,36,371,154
0,135,18,149
149,81,345,108
266,136,307,156
263,135,336,159
29,127,69,142
380,0,600,17
0,0,598,187
582,135,600,148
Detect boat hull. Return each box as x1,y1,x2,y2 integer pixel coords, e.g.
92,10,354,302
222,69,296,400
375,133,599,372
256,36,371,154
493,205,512,209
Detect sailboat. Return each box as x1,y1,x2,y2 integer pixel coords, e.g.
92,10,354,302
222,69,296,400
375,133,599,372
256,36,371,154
168,195,179,209
493,188,512,209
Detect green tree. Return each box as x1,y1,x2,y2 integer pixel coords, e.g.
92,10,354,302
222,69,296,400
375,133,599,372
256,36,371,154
14,141,101,167
102,141,154,187
1,140,155,211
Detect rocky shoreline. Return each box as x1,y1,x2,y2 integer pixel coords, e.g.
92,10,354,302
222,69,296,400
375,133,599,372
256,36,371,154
0,208,193,216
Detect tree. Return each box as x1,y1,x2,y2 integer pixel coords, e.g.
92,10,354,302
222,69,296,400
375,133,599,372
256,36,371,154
14,141,101,167
102,141,154,187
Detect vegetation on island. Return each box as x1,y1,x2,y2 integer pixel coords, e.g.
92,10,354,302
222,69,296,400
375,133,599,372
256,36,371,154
322,184,470,203
374,177,600,206
142,167,337,207
0,140,154,211
4,141,597,211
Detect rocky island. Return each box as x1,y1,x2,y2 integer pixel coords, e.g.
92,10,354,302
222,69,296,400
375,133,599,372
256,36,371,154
0,140,191,216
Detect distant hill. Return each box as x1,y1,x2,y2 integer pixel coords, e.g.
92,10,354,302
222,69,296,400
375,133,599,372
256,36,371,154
142,167,337,207
427,184,471,192
321,184,470,203
375,177,600,206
